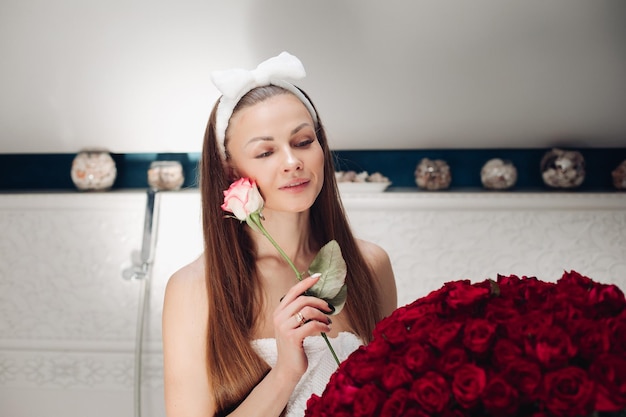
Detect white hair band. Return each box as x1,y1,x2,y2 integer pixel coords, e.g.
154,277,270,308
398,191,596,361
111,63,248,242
210,51,318,158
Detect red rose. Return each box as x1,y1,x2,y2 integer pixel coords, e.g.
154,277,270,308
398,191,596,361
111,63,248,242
492,339,523,370
376,318,408,346
397,301,441,326
428,321,463,351
403,409,431,417
541,366,595,417
608,311,626,355
503,358,543,398
452,364,487,409
520,277,555,306
343,348,385,384
303,271,626,417
304,395,321,417
462,318,497,354
557,271,596,310
353,383,386,417
559,270,594,289
409,371,451,413
589,283,626,316
438,347,468,376
440,409,466,417
572,318,611,360
548,294,584,322
404,343,434,374
364,337,391,360
382,362,413,392
496,273,522,285
526,326,577,369
484,297,521,324
380,388,409,417
406,316,437,345
445,280,491,310
322,372,359,410
505,311,553,344
589,353,626,411
482,375,520,416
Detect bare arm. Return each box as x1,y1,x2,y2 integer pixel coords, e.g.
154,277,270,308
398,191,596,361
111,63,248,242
162,259,332,417
162,258,214,416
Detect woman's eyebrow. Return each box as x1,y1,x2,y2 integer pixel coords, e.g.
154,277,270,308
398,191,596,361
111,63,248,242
244,136,273,148
245,123,314,148
291,122,313,135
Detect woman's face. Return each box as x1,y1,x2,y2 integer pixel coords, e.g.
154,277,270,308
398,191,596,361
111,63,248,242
225,93,324,213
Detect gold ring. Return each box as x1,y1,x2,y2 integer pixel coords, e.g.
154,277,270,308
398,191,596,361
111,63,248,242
295,312,306,326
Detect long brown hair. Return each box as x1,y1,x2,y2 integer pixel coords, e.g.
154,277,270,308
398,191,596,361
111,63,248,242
200,85,381,416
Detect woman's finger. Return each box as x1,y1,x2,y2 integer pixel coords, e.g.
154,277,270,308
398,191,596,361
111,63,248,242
278,273,321,306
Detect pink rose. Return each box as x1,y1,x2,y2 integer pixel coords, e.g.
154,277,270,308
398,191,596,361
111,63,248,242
221,178,263,220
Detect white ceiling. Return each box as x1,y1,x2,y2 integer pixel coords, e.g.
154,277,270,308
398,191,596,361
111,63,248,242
1,0,625,153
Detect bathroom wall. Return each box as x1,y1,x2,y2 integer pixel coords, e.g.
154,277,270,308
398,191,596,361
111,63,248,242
1,0,626,154
1,190,625,416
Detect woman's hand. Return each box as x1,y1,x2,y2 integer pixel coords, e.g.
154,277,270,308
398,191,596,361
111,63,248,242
272,273,333,382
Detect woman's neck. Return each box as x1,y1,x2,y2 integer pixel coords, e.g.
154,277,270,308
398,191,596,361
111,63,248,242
250,209,316,267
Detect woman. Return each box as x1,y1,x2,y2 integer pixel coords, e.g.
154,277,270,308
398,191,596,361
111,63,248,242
162,52,397,417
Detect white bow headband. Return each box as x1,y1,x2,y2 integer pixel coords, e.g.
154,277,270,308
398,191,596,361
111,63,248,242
211,51,318,158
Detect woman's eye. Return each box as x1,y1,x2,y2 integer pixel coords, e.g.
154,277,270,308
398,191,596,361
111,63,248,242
295,138,314,148
255,150,273,158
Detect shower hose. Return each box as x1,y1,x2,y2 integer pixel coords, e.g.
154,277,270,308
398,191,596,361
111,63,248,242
123,189,160,417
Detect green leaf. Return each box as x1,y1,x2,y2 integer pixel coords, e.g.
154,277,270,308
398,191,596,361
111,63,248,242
307,240,347,309
324,283,347,315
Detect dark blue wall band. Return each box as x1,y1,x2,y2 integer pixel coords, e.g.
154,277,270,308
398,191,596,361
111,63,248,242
1,148,625,191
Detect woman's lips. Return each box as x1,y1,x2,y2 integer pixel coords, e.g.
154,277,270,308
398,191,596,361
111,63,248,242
280,179,310,191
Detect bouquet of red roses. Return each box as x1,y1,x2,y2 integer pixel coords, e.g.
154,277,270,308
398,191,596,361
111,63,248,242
305,271,626,417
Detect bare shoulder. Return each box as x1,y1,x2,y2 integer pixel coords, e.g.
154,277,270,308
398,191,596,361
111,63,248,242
165,255,206,294
163,254,208,336
355,239,398,318
355,239,389,268
162,254,214,415
165,256,206,308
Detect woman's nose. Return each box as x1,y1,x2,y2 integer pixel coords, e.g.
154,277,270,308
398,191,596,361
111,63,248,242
283,149,303,171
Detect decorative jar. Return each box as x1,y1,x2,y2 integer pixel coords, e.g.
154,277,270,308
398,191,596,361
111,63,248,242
70,149,117,191
540,148,585,189
612,160,626,190
415,158,451,190
481,158,517,190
